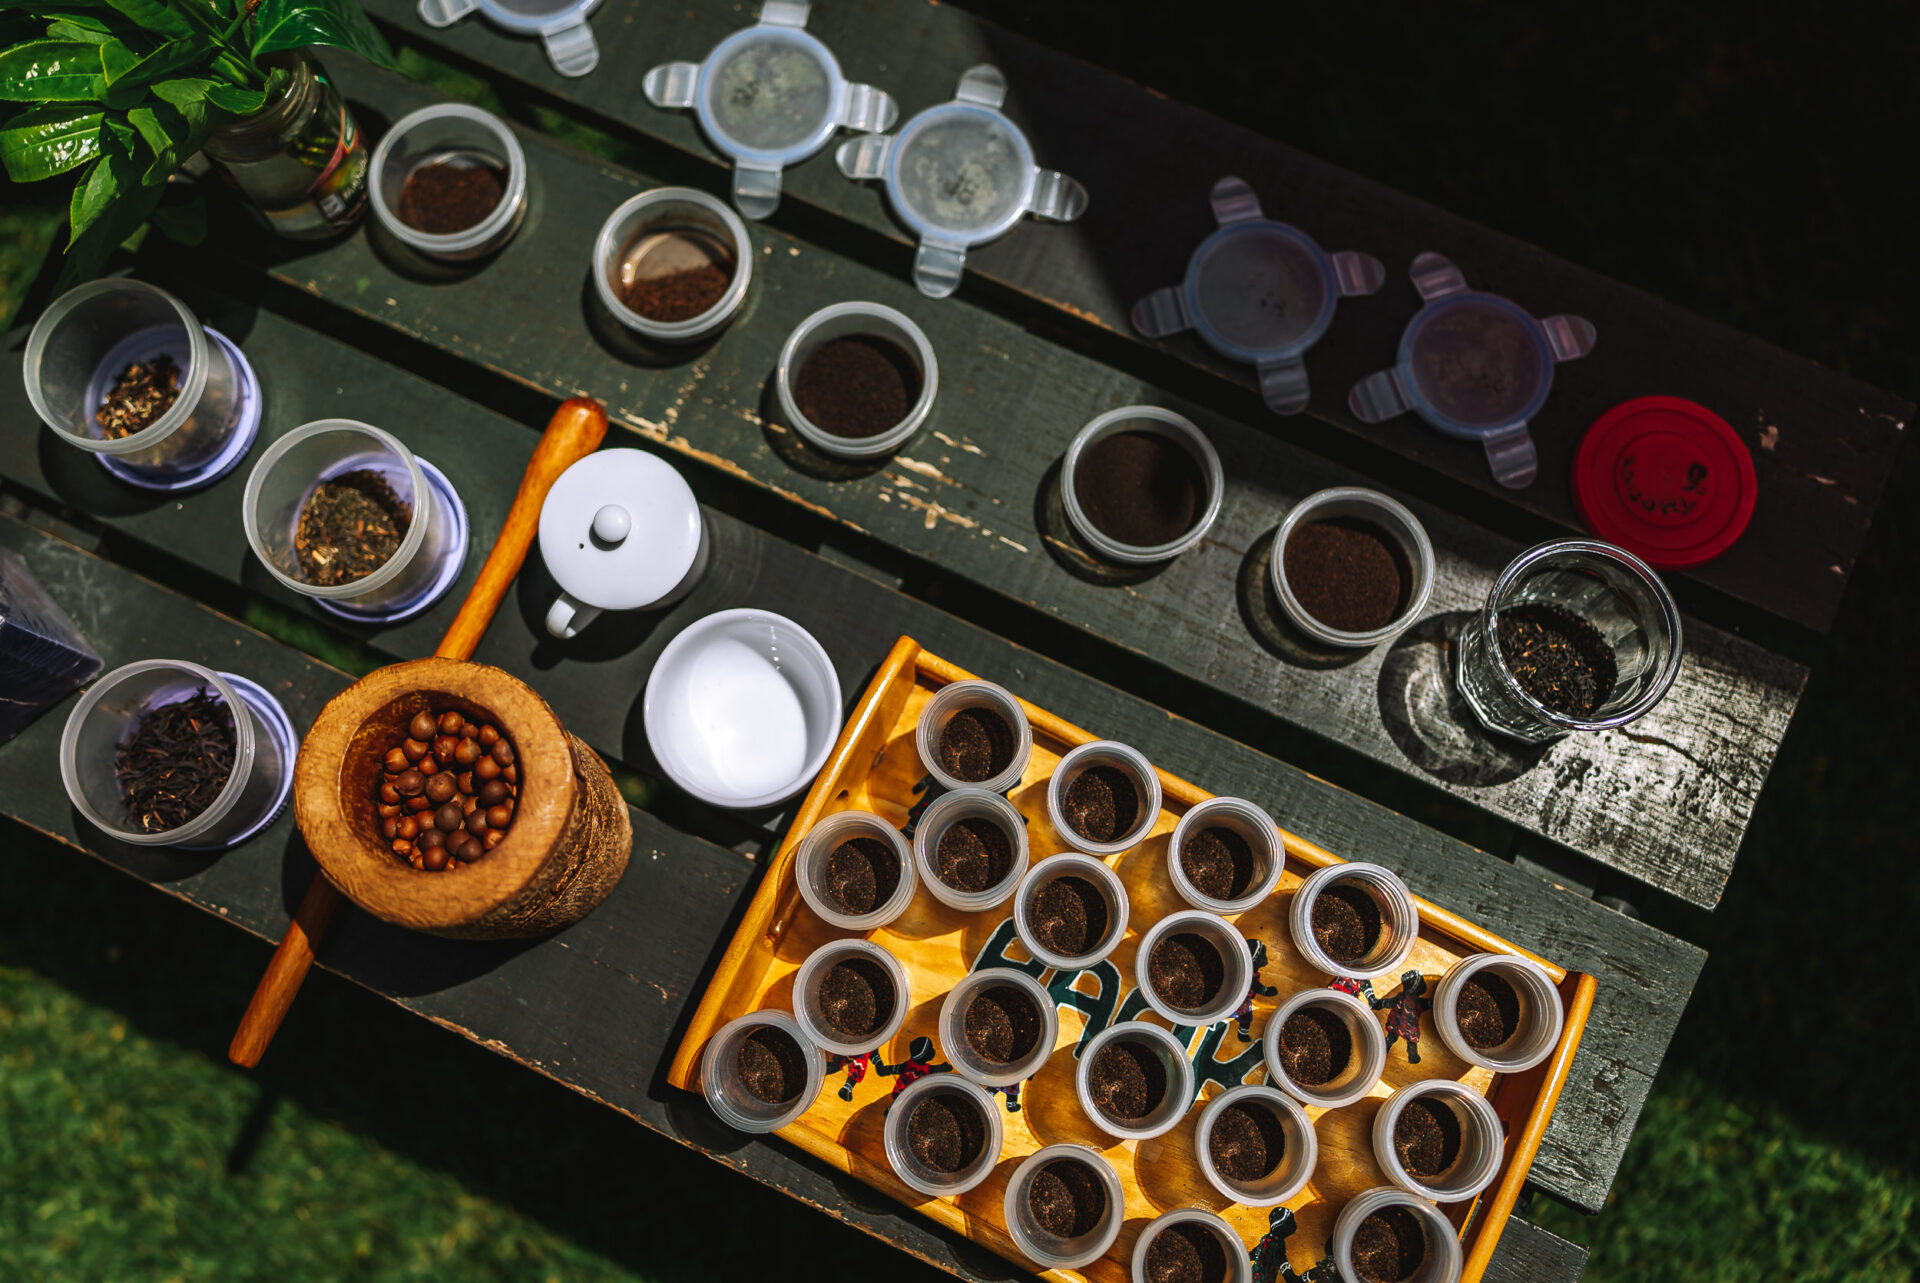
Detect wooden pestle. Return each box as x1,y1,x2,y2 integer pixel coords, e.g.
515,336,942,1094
229,397,609,1068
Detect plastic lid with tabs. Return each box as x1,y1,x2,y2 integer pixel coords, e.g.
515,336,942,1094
418,0,602,78
836,65,1087,298
1573,395,1756,568
644,1,896,220
1134,176,1384,414
538,448,703,624
1349,252,1596,490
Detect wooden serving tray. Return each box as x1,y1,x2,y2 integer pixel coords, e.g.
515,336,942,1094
666,638,1596,1283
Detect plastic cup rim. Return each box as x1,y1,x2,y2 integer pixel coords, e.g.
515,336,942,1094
368,102,529,257
938,967,1057,1089
775,300,939,459
1289,860,1420,979
912,786,1028,911
1433,951,1565,1073
1166,794,1285,914
1060,406,1226,565
593,186,754,341
793,808,917,930
1262,985,1388,1108
1002,1143,1124,1270
1132,908,1251,1027
1192,1083,1318,1208
1075,1019,1194,1140
700,1008,824,1133
1372,1077,1505,1203
791,938,910,1058
1270,485,1438,648
912,678,1032,796
25,278,211,454
1045,739,1162,856
1012,854,1130,972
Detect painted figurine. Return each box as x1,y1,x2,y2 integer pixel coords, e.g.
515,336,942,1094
872,1035,950,1100
827,1051,870,1101
1374,970,1432,1065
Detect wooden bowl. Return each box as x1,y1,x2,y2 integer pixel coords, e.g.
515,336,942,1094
293,656,631,938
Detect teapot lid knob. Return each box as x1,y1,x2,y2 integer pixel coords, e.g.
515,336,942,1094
592,504,632,545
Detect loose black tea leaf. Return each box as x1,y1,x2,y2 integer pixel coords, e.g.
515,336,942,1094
115,687,236,833
96,354,183,439
295,469,411,586
1495,602,1618,718
1087,1038,1167,1121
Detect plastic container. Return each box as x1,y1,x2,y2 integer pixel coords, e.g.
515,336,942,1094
1330,1187,1464,1283
1349,251,1595,490
774,302,939,460
538,448,708,638
1288,862,1420,980
369,103,528,261
912,787,1029,912
242,419,469,623
792,809,917,930
882,1074,1003,1197
1193,1084,1317,1207
1372,1078,1505,1203
1166,795,1284,915
644,1,897,219
642,608,843,809
1454,538,1683,744
1574,396,1758,570
1433,952,1565,1074
1046,740,1161,856
0,547,101,745
1061,407,1226,566
1270,486,1438,649
58,659,295,850
836,65,1087,298
1132,909,1252,1028
593,187,754,344
1134,176,1384,415
1131,1208,1253,1283
938,967,1057,1089
912,678,1032,795
1262,986,1388,1109
699,1008,824,1133
418,0,602,77
1012,855,1129,973
1001,1144,1124,1270
792,938,910,1058
1074,1020,1193,1140
23,279,262,492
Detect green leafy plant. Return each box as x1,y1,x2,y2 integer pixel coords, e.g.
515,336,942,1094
0,0,400,282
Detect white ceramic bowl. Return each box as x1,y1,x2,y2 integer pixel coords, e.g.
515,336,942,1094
643,608,842,809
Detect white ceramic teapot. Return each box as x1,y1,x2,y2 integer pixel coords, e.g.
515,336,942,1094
538,448,708,638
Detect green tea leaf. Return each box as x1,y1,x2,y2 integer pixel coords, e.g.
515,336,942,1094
100,34,205,89
66,109,135,242
100,0,193,39
0,40,104,102
0,101,100,178
47,15,118,44
148,192,205,244
127,91,203,181
203,77,261,112
251,0,398,71
56,157,163,289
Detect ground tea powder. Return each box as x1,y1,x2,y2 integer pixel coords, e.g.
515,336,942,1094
397,160,504,234
294,469,411,586
1180,825,1257,900
1455,970,1522,1050
1394,1096,1463,1177
964,984,1041,1063
905,1091,986,1173
1087,1038,1167,1121
1496,602,1618,718
624,264,732,322
794,335,920,439
1311,882,1383,964
1143,1222,1230,1283
736,1025,807,1104
934,816,1014,892
1030,875,1108,957
1148,932,1226,1010
1073,429,1206,548
1350,1205,1427,1283
936,706,1015,782
1283,517,1412,633
1208,1099,1286,1182
816,956,894,1038
1027,1159,1106,1238
1279,1005,1352,1086
822,835,900,915
1061,764,1140,844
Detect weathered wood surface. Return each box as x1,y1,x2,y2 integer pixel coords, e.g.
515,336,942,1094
357,0,1911,635
164,60,1805,910
1481,1218,1590,1283
0,296,1705,1215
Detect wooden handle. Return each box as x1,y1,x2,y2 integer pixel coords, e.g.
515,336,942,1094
229,397,610,1067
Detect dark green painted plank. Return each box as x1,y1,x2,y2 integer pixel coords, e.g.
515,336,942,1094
157,57,1806,910
0,295,1705,1211
1482,1217,1589,1283
357,0,1910,636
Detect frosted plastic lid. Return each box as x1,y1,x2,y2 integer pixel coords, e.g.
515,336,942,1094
644,1,896,219
418,0,602,77
1134,177,1384,415
837,65,1087,297
1349,252,1596,489
538,449,702,611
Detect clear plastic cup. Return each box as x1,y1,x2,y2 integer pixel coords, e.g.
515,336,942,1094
791,938,911,1058
699,1008,824,1133
1133,909,1253,1028
23,279,261,490
1046,740,1162,856
1193,1083,1317,1207
1001,1143,1124,1270
913,678,1033,796
882,1074,1003,1197
369,103,528,261
939,967,1057,1089
1061,406,1226,566
242,419,468,622
1330,1187,1464,1283
792,809,916,931
1433,953,1565,1074
1263,986,1388,1109
1270,486,1438,649
58,659,295,849
1167,795,1285,915
1074,1020,1194,1140
1131,1208,1252,1283
1012,854,1130,972
774,302,938,460
592,187,753,344
1288,862,1420,980
1372,1079,1504,1203
1454,539,1684,744
912,787,1029,913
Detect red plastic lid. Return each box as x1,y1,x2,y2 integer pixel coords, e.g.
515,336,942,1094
1573,396,1757,568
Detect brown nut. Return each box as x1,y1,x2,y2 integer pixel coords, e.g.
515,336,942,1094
478,779,509,807
453,738,480,767
394,769,425,796
502,765,517,785
425,773,457,805
377,803,401,819
405,796,433,813
478,724,499,747
402,737,430,762
456,771,474,796
490,739,514,766
474,756,500,782
384,748,411,774
465,809,490,838
438,710,465,736
416,827,445,850
416,755,439,778
379,782,401,805
432,735,459,762
483,829,505,850
434,802,465,832
486,803,513,830
409,711,438,741
381,816,400,840
422,844,449,872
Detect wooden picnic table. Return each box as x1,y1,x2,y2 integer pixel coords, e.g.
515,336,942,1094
1,3,1904,1279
